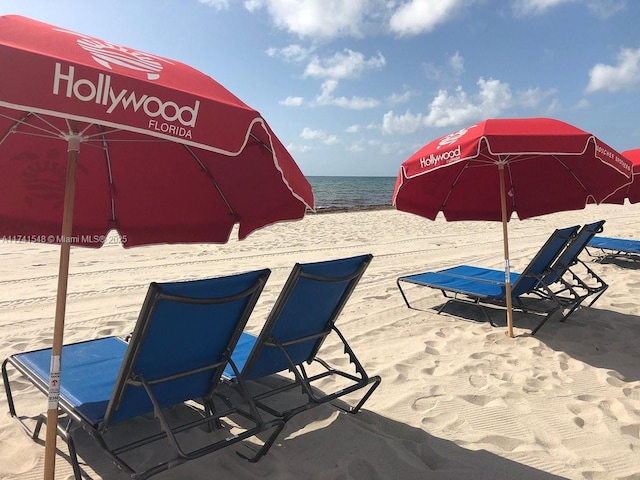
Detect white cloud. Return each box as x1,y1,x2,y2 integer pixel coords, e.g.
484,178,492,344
304,49,385,80
324,135,341,145
389,0,470,37
381,77,553,134
585,47,640,93
266,44,315,63
574,98,590,109
425,52,465,83
586,0,627,19
299,127,341,145
280,96,305,106
381,110,424,135
449,51,465,75
424,78,513,127
314,80,380,109
516,87,557,108
243,0,372,39
511,0,576,17
512,0,627,17
286,142,312,153
198,0,230,10
387,90,414,106
348,143,366,152
300,127,326,140
345,124,360,133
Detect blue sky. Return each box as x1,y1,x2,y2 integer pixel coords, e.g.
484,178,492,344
1,0,639,176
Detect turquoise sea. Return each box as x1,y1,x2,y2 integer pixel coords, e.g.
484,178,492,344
307,176,396,211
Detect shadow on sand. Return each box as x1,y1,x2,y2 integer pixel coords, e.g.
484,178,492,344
54,398,567,480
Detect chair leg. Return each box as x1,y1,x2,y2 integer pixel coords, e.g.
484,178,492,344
236,420,286,463
396,279,414,309
334,375,382,414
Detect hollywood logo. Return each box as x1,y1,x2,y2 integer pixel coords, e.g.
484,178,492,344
419,145,461,168
53,63,199,129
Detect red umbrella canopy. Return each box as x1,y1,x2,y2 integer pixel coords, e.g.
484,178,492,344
0,15,314,247
603,148,640,204
393,117,633,222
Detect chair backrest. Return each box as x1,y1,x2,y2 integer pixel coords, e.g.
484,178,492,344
542,220,605,284
102,268,270,428
238,254,373,381
510,225,580,296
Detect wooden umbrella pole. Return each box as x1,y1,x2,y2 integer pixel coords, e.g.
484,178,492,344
498,164,515,338
44,136,80,480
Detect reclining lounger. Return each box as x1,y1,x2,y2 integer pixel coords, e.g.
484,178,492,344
587,236,640,261
223,254,381,462
396,225,580,335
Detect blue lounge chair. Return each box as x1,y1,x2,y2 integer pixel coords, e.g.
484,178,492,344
396,226,580,335
436,221,608,323
532,220,607,313
587,236,640,261
2,269,281,480
223,254,381,461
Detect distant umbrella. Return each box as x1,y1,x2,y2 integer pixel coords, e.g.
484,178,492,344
599,148,640,204
393,117,633,338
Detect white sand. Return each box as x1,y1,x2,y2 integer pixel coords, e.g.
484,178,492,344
2,203,640,480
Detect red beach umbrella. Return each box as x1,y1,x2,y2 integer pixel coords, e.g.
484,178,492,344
601,148,640,204
0,15,314,479
392,117,632,338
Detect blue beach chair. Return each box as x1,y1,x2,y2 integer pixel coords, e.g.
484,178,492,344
223,254,381,461
425,221,608,326
2,269,281,480
532,220,608,314
587,235,640,261
396,226,580,335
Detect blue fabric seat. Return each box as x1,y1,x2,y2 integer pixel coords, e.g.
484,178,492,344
2,269,280,480
223,254,381,462
587,235,640,260
396,225,581,335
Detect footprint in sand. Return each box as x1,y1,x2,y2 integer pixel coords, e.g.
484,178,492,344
420,359,442,376
572,395,635,427
434,327,457,339
363,294,391,301
458,434,525,452
468,374,488,389
421,411,466,433
623,386,640,400
411,389,454,413
568,403,606,433
424,340,450,355
621,424,640,439
558,353,584,373
459,394,506,408
605,370,627,388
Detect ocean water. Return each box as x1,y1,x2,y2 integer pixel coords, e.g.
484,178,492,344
307,176,396,211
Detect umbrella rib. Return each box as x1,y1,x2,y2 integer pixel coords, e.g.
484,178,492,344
0,111,68,142
82,128,172,143
97,125,118,228
441,162,470,210
183,145,239,219
248,132,274,154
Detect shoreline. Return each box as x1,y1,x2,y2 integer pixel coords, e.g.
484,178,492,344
308,204,394,214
